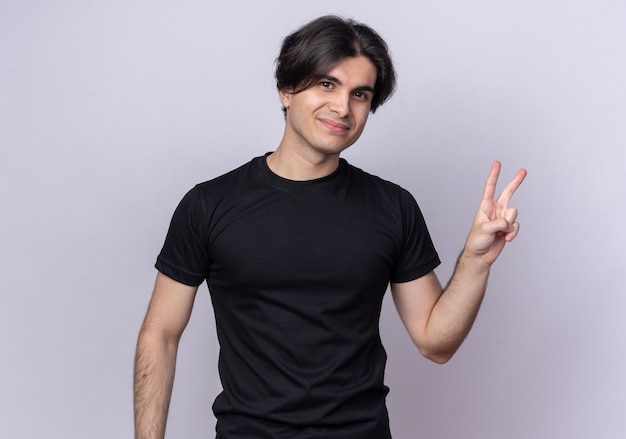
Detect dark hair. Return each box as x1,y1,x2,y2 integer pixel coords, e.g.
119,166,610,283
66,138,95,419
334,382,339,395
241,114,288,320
275,15,396,114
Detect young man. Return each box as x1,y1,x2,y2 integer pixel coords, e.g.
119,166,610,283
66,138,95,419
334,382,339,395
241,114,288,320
134,15,526,439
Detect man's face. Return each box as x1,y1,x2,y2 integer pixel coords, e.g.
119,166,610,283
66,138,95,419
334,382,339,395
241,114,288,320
279,56,377,160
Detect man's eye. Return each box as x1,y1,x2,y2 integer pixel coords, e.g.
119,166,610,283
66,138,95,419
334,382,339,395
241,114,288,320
354,91,369,100
320,81,332,88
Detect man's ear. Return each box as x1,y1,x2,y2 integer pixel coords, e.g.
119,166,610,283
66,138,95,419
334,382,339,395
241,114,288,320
278,88,292,110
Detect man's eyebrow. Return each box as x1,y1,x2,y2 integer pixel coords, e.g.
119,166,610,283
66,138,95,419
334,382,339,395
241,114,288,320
321,75,375,93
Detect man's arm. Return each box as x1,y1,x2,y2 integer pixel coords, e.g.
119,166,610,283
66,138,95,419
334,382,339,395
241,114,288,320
392,161,526,364
134,272,199,439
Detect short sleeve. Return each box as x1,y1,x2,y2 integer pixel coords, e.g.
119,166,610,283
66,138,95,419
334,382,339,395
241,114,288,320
155,186,210,286
389,189,440,283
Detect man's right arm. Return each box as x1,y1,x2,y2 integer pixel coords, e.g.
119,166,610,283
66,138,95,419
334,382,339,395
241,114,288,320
134,272,199,439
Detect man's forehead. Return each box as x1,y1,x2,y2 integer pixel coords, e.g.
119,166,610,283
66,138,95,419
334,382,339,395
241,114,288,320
323,56,377,87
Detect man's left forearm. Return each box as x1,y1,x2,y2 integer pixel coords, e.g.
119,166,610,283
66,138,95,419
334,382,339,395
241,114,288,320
423,250,492,361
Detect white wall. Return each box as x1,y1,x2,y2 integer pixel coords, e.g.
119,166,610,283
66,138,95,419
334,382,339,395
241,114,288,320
1,1,624,438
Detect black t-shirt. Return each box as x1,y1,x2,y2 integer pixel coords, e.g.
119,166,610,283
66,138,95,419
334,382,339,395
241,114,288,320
156,155,440,438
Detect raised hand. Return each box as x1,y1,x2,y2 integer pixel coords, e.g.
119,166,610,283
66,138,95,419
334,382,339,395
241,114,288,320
464,161,527,266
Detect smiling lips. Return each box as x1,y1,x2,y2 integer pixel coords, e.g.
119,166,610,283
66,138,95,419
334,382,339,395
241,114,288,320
318,117,351,133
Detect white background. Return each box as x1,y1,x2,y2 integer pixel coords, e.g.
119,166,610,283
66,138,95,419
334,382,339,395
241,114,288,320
1,1,625,438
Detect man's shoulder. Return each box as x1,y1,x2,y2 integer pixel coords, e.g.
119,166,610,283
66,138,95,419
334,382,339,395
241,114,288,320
344,160,411,197
196,156,263,190
175,156,265,214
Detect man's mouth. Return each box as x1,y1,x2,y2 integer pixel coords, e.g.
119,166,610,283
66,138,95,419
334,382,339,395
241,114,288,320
319,118,350,132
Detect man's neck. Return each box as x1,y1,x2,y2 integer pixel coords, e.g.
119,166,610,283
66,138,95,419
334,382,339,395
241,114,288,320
266,145,341,181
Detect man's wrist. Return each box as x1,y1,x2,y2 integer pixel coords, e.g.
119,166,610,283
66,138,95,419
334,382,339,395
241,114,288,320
458,247,492,274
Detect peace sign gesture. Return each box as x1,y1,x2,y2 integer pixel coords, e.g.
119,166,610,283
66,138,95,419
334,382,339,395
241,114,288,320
464,161,527,266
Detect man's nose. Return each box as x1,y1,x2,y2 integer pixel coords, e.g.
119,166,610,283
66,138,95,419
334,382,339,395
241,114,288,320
329,92,351,117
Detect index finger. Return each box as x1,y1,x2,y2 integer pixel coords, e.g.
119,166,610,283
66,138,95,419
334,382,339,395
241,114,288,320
481,160,502,202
